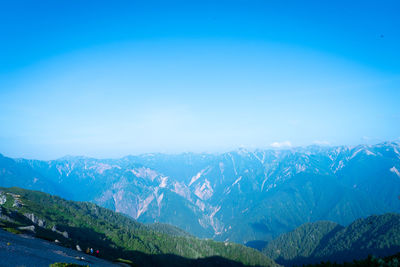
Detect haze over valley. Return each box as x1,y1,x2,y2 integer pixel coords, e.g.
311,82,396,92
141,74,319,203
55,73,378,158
2,141,400,245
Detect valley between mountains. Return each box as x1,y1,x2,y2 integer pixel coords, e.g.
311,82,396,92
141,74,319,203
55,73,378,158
1,142,400,246
1,142,400,266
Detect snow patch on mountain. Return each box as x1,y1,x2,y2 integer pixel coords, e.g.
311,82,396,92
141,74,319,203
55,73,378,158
223,187,231,195
224,176,243,195
228,153,238,175
394,147,400,159
390,166,400,177
196,199,206,211
159,176,168,188
365,150,376,156
261,174,269,192
283,167,292,177
295,164,306,173
156,192,163,204
349,147,376,159
350,148,363,159
332,160,345,173
265,183,277,191
232,176,242,186
252,151,265,164
56,163,75,177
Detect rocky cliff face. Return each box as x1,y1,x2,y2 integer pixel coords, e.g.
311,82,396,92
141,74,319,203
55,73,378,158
1,142,400,244
24,213,46,227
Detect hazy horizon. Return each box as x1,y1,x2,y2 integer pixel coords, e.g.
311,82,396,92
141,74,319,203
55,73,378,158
1,140,399,161
1,1,399,159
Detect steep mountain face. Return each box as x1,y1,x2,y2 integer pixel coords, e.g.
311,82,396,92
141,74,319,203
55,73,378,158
263,213,400,266
1,142,400,244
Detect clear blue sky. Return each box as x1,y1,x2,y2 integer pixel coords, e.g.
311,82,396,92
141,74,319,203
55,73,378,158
0,0,399,159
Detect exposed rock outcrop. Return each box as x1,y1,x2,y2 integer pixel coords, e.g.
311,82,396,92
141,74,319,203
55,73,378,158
51,225,69,238
17,225,35,233
12,199,22,208
24,213,46,227
0,192,6,205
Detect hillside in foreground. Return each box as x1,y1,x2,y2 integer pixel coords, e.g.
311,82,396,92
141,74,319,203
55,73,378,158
0,187,278,267
303,252,400,267
263,213,400,266
0,227,117,266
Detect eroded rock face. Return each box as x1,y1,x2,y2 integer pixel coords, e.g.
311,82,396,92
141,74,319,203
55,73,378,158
13,199,22,208
37,219,46,227
0,192,6,205
18,225,35,232
24,213,37,223
51,225,69,238
62,231,69,238
23,213,46,228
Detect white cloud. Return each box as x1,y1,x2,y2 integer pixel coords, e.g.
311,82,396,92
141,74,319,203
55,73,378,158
270,141,292,148
313,140,330,145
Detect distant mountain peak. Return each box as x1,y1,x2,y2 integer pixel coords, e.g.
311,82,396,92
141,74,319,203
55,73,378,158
56,155,92,161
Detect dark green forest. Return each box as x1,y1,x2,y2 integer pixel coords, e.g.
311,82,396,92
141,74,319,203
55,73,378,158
303,253,400,267
263,214,400,266
0,187,277,267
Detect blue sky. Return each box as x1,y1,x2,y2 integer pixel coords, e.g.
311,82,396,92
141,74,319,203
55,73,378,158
0,0,399,159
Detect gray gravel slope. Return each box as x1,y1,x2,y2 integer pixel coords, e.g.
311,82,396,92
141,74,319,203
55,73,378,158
0,229,119,267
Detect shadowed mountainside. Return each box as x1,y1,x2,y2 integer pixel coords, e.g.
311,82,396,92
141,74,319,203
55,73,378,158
0,187,277,267
263,214,400,266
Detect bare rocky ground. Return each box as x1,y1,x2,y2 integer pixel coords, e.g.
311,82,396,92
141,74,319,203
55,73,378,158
0,229,119,267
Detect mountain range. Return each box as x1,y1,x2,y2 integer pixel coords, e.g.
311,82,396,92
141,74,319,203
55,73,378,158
1,141,400,245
